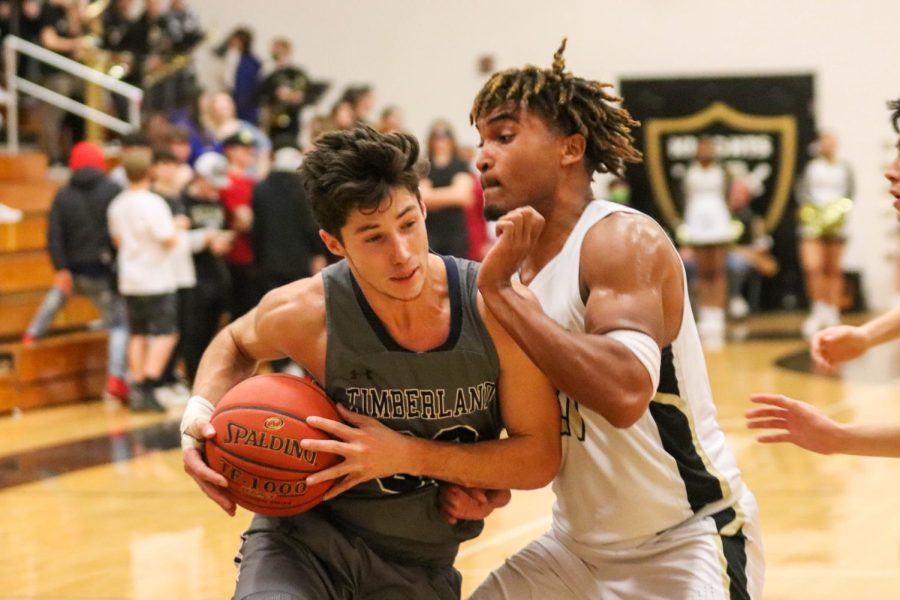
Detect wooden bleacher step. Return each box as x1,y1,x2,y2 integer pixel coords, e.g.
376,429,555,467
0,291,102,340
0,150,111,412
0,151,48,182
0,331,107,412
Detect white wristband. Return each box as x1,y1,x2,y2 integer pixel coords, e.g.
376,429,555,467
180,395,215,451
605,329,662,395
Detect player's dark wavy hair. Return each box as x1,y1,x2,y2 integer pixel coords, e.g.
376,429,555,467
470,38,642,178
301,125,429,239
889,98,900,133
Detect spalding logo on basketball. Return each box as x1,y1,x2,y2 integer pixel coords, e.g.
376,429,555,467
205,373,342,517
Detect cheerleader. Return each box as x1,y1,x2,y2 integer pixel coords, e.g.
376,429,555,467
797,131,854,338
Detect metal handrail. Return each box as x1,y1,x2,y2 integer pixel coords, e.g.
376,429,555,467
3,35,143,152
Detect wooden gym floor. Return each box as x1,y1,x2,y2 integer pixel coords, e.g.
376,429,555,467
1,312,899,599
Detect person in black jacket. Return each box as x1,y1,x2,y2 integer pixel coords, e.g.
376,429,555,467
23,141,130,403
251,141,326,295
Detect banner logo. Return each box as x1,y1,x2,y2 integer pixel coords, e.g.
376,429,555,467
644,102,797,232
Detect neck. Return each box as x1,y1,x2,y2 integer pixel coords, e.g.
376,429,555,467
519,183,593,285
353,254,451,352
129,180,150,191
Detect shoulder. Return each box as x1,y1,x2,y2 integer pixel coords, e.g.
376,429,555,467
255,274,326,346
581,211,680,286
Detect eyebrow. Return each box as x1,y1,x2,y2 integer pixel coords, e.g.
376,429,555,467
353,204,417,234
484,112,519,127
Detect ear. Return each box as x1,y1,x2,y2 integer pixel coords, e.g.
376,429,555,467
417,194,428,220
560,133,587,167
319,229,346,258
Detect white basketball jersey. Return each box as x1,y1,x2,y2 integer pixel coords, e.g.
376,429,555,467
526,200,747,557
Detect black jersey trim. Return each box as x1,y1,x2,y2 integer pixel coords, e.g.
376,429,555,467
714,506,751,600
656,345,679,395
349,254,462,353
648,401,725,513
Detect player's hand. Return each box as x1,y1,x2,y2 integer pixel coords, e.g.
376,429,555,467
746,394,842,455
181,418,236,516
477,207,545,293
811,325,870,371
439,484,511,524
301,405,413,500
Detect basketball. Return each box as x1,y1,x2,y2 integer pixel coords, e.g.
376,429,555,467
205,373,342,516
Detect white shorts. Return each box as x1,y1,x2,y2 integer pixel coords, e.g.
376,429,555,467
469,496,764,600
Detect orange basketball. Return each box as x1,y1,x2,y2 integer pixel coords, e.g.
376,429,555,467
205,373,342,516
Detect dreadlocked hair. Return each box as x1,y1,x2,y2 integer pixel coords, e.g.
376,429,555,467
889,98,900,134
301,124,429,239
470,38,642,178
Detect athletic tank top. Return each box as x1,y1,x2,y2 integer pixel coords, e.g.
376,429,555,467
526,200,747,555
318,255,503,567
684,162,727,206
804,158,853,206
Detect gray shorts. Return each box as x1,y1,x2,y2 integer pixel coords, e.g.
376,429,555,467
233,512,462,600
125,293,178,335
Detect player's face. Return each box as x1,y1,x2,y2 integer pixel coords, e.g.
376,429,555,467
885,138,900,221
475,106,567,220
325,188,430,301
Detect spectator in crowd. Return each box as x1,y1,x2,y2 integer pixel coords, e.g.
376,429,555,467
341,84,375,124
107,148,179,412
256,37,308,142
164,0,204,54
328,98,356,132
38,0,91,165
216,26,261,125
220,129,261,318
419,119,475,257
23,142,129,404
163,125,195,191
177,152,233,382
151,149,195,402
110,132,152,189
206,92,271,176
377,105,405,134
251,141,326,294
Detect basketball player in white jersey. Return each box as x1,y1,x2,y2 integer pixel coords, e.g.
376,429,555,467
453,39,765,599
746,98,900,460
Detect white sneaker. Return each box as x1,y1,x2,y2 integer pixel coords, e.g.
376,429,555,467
0,202,23,224
728,296,750,319
698,308,726,350
802,313,821,340
155,383,190,409
820,304,841,329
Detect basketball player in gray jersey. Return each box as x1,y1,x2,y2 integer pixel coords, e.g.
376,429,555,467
452,40,764,599
180,125,560,599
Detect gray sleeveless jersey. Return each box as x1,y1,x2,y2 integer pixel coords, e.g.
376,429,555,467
317,255,502,568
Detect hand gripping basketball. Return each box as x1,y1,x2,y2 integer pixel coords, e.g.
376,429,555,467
203,374,344,516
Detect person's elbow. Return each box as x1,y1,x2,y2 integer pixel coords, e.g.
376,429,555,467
522,435,561,489
606,384,654,429
162,235,178,249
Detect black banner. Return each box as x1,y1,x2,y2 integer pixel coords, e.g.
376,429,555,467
619,75,816,310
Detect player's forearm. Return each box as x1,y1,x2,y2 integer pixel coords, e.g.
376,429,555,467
860,306,900,349
406,435,558,490
482,286,652,427
192,320,259,404
833,422,900,457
